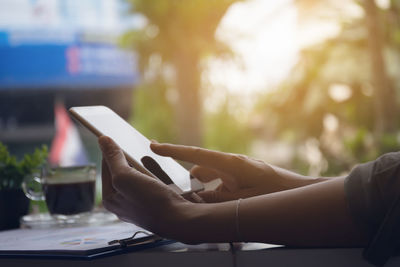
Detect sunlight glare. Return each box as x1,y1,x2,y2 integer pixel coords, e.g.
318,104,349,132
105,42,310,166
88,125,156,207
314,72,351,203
206,0,298,95
323,113,339,132
328,84,352,102
375,0,390,9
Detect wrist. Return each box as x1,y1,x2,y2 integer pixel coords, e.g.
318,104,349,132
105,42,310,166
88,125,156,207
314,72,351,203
170,201,237,244
271,165,326,189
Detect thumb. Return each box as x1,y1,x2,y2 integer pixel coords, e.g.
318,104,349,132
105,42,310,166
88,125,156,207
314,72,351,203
98,136,130,174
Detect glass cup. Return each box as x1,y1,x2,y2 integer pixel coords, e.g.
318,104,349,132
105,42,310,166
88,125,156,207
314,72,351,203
22,165,96,217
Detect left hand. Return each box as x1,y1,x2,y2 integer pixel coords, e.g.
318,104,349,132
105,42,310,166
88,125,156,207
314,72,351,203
98,136,191,239
150,142,290,202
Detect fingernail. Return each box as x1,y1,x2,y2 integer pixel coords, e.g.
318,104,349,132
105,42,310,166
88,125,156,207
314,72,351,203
150,139,159,144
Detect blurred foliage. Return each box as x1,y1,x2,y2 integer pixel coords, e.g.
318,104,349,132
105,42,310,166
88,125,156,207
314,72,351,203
123,0,240,147
0,142,48,190
123,0,400,175
123,0,235,72
255,0,400,175
204,101,253,154
130,78,178,143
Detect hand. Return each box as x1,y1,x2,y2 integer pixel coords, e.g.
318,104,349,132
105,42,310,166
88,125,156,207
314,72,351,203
150,143,300,202
98,136,192,239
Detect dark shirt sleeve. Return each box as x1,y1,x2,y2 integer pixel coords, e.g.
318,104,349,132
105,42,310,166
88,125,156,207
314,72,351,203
345,152,400,266
344,152,400,237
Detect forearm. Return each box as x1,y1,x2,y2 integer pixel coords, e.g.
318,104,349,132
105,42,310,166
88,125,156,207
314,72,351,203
270,164,344,190
176,177,367,246
239,177,367,246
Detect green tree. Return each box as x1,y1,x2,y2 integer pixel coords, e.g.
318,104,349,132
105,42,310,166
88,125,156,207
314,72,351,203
130,78,178,143
363,0,397,137
124,0,239,146
255,0,400,174
204,100,253,155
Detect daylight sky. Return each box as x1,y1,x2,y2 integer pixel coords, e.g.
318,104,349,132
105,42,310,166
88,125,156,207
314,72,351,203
206,0,342,95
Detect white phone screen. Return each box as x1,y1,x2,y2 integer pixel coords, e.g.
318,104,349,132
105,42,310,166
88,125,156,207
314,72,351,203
70,106,191,192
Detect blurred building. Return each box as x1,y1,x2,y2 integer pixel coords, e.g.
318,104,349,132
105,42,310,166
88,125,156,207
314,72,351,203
0,0,140,151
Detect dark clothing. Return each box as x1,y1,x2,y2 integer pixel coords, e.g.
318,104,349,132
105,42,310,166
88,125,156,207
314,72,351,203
344,152,400,265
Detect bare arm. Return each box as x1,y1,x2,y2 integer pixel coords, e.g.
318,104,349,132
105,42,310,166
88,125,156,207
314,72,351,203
268,164,339,187
183,177,367,246
99,136,368,247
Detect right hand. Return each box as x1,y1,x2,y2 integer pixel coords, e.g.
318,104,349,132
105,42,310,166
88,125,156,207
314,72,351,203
99,136,194,241
150,143,298,202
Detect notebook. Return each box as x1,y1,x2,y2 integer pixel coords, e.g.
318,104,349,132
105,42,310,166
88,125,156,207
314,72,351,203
0,222,171,259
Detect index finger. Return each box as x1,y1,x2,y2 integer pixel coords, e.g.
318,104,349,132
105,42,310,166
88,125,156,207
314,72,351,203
150,143,244,174
101,158,117,198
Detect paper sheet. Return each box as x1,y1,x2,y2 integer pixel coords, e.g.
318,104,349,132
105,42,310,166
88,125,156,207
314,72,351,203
0,222,149,252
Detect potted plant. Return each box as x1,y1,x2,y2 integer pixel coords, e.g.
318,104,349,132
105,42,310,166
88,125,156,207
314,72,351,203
0,142,48,230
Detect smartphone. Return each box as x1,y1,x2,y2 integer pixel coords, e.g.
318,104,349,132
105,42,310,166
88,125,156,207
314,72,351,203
69,105,203,195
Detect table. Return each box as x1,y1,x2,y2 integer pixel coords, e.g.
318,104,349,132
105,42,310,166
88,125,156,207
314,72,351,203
1,242,400,267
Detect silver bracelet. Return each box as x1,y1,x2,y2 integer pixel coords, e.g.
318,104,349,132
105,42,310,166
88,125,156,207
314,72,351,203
235,198,242,240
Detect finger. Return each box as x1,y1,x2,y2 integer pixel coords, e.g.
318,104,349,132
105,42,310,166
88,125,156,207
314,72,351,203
216,183,230,192
102,193,136,223
108,161,171,202
101,158,117,198
191,165,239,191
99,136,130,175
150,143,244,175
102,191,124,212
190,165,221,182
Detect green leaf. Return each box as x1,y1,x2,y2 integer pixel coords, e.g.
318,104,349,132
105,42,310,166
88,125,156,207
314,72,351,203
0,142,48,190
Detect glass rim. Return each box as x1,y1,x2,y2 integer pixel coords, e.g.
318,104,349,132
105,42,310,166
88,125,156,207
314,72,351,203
46,163,96,171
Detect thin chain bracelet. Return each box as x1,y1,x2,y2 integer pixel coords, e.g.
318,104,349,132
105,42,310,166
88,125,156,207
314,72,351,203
236,198,242,240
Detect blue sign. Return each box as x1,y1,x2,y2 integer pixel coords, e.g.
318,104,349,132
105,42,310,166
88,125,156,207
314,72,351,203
0,29,139,89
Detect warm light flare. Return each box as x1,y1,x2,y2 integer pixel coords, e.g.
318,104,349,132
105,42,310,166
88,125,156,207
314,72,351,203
328,84,352,102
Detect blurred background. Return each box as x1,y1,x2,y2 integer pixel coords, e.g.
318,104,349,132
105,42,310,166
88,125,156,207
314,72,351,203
1,0,399,182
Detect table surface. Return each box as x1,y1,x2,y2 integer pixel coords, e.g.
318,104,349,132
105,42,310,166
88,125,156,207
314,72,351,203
1,241,400,267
